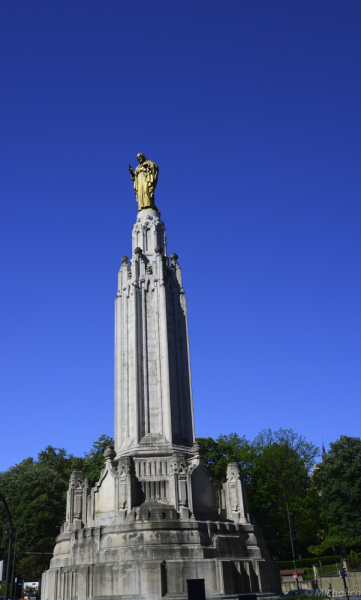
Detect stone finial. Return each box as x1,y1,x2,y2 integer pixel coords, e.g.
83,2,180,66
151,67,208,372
121,256,129,264
70,470,84,479
103,446,116,461
226,462,241,481
154,246,163,255
134,247,142,256
69,470,84,487
170,253,178,262
192,441,204,455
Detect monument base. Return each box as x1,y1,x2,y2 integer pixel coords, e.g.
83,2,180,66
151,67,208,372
42,512,280,599
41,448,281,599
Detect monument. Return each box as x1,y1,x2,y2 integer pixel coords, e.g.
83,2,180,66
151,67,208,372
41,156,281,599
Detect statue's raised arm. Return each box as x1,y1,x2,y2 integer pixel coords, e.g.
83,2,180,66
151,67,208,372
128,164,135,180
129,153,159,211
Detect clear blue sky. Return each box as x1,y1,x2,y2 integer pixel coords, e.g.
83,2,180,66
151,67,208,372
1,1,360,471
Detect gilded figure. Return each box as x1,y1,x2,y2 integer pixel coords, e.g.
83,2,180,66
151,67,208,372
129,153,159,211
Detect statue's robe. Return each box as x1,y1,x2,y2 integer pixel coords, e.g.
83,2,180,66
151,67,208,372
134,160,159,210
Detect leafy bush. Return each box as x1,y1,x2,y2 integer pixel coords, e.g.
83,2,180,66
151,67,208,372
277,555,337,569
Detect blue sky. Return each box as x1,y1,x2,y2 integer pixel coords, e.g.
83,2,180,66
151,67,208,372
1,1,360,471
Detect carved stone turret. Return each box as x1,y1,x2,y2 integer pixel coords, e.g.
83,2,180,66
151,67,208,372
224,462,250,524
65,471,91,531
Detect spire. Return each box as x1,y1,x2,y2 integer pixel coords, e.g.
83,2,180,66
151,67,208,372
322,436,326,458
132,208,166,257
114,209,194,457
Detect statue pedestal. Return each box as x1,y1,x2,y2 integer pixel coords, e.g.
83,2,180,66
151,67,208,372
42,451,281,599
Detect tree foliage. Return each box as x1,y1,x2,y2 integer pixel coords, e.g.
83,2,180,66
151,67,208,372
17,537,57,581
308,534,361,558
308,435,361,556
197,428,321,560
36,434,114,484
37,446,85,482
0,462,67,556
247,429,321,559
197,433,251,483
82,434,114,483
312,435,361,538
0,434,114,579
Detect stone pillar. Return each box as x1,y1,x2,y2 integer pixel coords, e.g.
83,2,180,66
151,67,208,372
312,564,320,580
117,455,135,513
223,462,249,524
65,471,91,531
114,256,130,453
169,453,188,512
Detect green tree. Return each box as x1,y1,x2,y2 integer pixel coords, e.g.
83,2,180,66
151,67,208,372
308,533,361,558
82,434,114,483
37,446,85,482
248,429,321,559
17,537,56,581
312,436,361,538
349,549,361,568
196,433,251,483
198,428,322,560
0,461,67,559
0,434,114,579
36,434,114,485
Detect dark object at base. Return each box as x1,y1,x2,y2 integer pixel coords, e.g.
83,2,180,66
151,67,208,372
238,595,257,600
187,578,205,600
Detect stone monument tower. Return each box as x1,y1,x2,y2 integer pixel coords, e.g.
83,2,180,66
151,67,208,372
41,155,281,599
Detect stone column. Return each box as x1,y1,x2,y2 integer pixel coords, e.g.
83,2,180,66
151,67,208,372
312,564,320,580
65,471,91,531
115,256,130,451
223,462,249,523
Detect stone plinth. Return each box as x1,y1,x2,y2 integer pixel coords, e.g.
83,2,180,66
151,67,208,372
42,449,281,598
42,451,281,599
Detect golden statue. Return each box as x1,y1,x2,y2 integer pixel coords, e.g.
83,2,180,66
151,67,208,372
129,153,159,211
